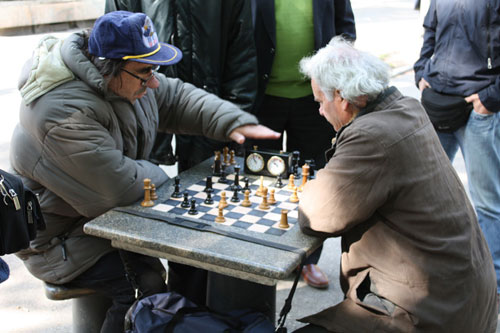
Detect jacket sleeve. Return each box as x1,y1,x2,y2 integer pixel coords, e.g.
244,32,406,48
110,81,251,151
298,128,391,237
478,78,500,112
155,76,259,140
334,0,357,40
414,0,437,86
221,0,258,113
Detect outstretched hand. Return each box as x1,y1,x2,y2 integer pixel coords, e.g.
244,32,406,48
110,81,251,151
229,124,281,144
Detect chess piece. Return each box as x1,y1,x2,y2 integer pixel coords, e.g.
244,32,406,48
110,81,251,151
229,149,236,165
188,199,198,215
275,174,284,188
204,176,214,193
256,176,265,196
150,183,158,200
218,164,228,184
230,165,242,191
292,151,300,177
242,177,251,193
287,174,295,190
219,191,228,208
230,188,240,202
213,151,222,176
171,176,182,198
181,191,190,208
241,190,252,207
299,163,310,192
290,186,299,203
305,159,316,179
141,178,155,207
268,189,277,205
279,209,289,229
215,205,225,223
204,191,214,205
258,187,270,210
223,146,229,165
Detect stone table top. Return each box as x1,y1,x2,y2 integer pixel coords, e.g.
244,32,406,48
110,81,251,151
84,158,321,286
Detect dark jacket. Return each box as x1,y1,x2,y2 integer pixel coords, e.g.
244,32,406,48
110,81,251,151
250,0,356,111
414,0,500,112
298,88,498,332
106,0,257,113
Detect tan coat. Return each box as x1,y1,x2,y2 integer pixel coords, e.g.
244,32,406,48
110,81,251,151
298,89,498,332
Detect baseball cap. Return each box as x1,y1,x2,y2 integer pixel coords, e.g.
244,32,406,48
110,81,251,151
88,11,182,66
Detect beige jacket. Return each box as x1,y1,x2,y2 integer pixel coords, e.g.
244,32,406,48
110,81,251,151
298,88,498,332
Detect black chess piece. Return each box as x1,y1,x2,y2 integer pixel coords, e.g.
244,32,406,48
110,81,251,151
275,174,284,188
218,165,228,184
292,151,301,177
181,191,190,208
242,177,251,193
213,152,222,176
188,199,198,215
230,164,242,191
230,188,240,202
204,176,214,193
204,191,214,205
171,176,182,198
305,159,316,179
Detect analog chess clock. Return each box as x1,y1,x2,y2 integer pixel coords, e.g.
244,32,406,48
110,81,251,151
244,147,292,177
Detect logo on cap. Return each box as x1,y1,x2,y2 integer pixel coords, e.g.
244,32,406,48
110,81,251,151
142,16,158,48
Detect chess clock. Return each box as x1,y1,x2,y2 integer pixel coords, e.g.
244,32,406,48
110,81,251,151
244,147,292,177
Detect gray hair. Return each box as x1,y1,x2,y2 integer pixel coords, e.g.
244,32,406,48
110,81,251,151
299,36,390,104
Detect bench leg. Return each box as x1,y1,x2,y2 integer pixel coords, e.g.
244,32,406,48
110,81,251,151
72,294,112,333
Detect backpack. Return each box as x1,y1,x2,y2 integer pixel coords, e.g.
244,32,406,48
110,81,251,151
124,291,275,333
0,169,45,255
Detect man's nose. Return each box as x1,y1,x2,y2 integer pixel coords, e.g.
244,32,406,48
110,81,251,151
147,74,160,89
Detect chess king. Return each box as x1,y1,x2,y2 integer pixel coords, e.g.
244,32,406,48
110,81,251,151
296,37,498,331
9,10,279,332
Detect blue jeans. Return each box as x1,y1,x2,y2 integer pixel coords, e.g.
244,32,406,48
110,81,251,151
437,110,500,293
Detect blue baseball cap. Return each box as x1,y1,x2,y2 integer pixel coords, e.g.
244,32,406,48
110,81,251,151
88,11,182,66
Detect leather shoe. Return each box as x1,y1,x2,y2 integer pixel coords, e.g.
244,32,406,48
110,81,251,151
301,264,329,289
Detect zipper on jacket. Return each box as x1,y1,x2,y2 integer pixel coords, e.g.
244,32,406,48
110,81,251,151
27,201,34,224
0,175,21,210
486,3,493,69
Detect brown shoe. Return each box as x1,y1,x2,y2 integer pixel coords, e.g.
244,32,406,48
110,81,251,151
301,264,329,289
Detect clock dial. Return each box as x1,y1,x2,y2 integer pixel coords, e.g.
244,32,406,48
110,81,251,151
245,153,265,172
267,156,286,176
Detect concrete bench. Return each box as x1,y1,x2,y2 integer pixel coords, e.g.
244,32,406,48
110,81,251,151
44,282,112,333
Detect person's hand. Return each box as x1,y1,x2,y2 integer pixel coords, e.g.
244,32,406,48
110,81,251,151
465,94,493,115
229,124,281,144
418,78,431,92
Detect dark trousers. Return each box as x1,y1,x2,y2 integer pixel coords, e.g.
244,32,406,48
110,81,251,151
254,94,334,265
68,251,167,333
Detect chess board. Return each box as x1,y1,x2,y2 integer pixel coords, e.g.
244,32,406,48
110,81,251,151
151,175,301,236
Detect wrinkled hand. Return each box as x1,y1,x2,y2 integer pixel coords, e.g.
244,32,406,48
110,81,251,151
465,94,492,115
229,124,281,144
418,78,431,92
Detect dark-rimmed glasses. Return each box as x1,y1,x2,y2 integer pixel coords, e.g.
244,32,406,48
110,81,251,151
121,65,160,87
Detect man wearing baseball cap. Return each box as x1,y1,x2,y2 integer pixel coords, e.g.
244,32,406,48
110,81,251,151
11,11,279,332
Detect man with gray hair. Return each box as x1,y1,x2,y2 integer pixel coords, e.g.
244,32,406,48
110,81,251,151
295,36,498,332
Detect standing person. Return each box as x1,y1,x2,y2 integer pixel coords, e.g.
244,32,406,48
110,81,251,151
10,11,279,332
250,0,356,289
296,36,498,333
105,0,258,305
414,0,500,298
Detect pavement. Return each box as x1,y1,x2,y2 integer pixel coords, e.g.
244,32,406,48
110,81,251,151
0,0,497,332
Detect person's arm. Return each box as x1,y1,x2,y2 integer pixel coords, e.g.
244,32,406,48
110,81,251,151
414,0,437,87
473,79,500,113
298,128,390,237
334,0,357,40
221,0,258,113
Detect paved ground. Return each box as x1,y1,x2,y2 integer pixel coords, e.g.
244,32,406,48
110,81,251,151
0,1,496,332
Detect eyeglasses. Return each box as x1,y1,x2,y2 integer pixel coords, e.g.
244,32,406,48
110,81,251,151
121,65,160,87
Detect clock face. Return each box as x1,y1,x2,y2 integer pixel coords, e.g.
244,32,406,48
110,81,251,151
245,153,265,173
267,156,286,176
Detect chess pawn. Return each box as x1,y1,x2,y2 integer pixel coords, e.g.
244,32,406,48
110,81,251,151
287,174,295,190
279,209,289,229
204,191,214,205
215,205,225,223
141,178,155,207
181,191,190,208
268,189,277,205
150,183,158,200
289,186,299,203
223,146,229,165
241,190,252,207
219,191,229,208
258,187,270,210
229,150,236,165
256,176,265,197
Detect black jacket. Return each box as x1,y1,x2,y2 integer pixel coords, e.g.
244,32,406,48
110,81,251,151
250,0,356,111
414,0,500,112
106,0,258,113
